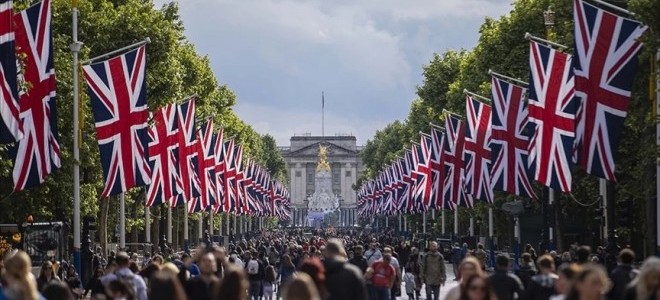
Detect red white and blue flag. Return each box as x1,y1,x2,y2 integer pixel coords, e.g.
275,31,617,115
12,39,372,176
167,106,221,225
83,46,150,197
211,128,225,213
443,113,468,209
528,41,577,192
221,139,237,213
396,151,413,213
412,134,435,211
174,99,200,206
463,95,493,204
490,76,537,200
572,0,647,181
0,0,21,143
188,119,216,213
12,0,60,192
146,104,180,206
429,127,446,208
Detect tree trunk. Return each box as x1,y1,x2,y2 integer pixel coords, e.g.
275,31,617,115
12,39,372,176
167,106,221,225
99,196,110,257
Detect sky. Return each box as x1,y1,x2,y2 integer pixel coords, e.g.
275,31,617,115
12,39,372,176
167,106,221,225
153,0,513,145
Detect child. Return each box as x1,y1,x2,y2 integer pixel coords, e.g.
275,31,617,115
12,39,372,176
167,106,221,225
263,265,277,300
403,266,416,300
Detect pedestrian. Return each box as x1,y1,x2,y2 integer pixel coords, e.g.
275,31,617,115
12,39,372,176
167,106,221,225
147,272,187,300
607,249,637,300
459,274,498,300
83,267,106,298
298,257,329,299
281,273,321,300
368,252,396,300
403,266,416,300
278,254,296,299
575,246,591,265
184,252,220,300
452,243,462,279
213,265,249,300
100,252,148,300
105,279,136,300
474,244,488,271
263,265,277,300
322,239,367,300
549,263,581,300
445,256,485,300
349,245,368,274
565,264,610,300
489,254,524,300
37,261,60,292
1,251,41,300
622,256,660,300
516,253,537,289
64,265,83,298
245,251,264,300
523,254,557,300
365,241,383,266
42,281,75,300
406,247,423,299
420,241,447,300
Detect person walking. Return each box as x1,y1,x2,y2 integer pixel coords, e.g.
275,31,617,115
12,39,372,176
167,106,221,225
420,241,447,300
565,265,610,300
245,251,265,300
349,245,369,274
365,242,383,266
101,252,148,300
622,256,660,300
368,253,396,300
523,255,557,300
403,266,417,300
607,249,637,300
459,274,498,300
488,254,524,300
185,252,220,300
322,239,368,300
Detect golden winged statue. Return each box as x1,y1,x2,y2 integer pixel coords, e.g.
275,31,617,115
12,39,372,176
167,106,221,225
316,145,331,172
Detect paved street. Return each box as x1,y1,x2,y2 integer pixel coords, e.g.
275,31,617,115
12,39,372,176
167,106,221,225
399,263,458,300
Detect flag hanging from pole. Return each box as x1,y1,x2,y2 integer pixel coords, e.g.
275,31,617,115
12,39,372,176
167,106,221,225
12,0,60,192
174,98,200,206
188,119,216,213
146,103,180,207
83,45,150,197
443,114,468,209
463,95,493,204
0,0,21,143
527,41,577,192
211,128,224,213
572,0,648,181
490,76,537,200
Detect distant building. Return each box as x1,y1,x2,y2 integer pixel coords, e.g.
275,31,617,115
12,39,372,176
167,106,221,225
279,134,364,226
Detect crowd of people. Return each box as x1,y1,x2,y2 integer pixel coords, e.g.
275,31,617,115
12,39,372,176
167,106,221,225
0,228,658,300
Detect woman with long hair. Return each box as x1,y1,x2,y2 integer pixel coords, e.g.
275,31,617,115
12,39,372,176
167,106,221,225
459,274,498,300
214,265,249,300
2,251,41,300
550,264,581,300
565,264,611,300
282,273,321,300
623,256,660,300
147,271,187,300
445,256,486,300
37,261,60,292
297,257,328,299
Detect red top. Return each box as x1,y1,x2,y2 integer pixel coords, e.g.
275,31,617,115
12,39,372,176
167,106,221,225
371,261,395,288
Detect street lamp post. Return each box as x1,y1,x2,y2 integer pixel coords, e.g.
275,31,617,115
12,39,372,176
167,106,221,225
338,195,344,227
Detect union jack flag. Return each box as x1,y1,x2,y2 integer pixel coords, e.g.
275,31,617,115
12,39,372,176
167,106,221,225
187,119,216,213
12,0,59,192
234,145,249,214
429,127,446,208
490,76,537,200
412,134,435,211
398,150,414,213
211,128,224,213
528,41,577,192
83,46,150,197
222,140,238,213
146,104,180,207
174,99,200,206
0,0,21,143
572,0,647,181
463,95,493,204
443,113,467,209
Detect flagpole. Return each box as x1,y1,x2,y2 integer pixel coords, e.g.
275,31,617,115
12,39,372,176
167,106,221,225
656,48,660,256
209,210,213,241
441,209,445,235
183,208,189,251
167,207,173,248
70,0,85,274
197,213,203,244
119,193,126,250
463,89,491,103
81,38,151,65
322,92,325,137
488,206,494,268
454,209,458,236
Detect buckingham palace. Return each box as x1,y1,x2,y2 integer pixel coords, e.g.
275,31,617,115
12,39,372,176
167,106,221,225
279,134,364,227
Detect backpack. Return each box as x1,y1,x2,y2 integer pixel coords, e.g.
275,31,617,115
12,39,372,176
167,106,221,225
247,259,260,275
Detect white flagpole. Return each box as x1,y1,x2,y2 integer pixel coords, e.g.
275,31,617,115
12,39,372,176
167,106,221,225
454,209,459,235
197,213,203,243
209,210,213,239
441,209,446,235
119,193,126,250
81,38,151,65
167,207,173,246
183,208,189,248
71,0,82,273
